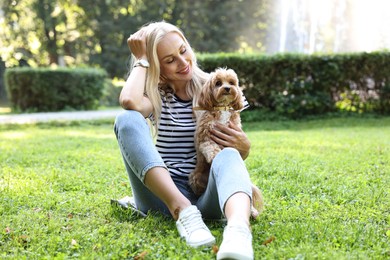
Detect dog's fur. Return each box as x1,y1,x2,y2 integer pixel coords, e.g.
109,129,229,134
189,68,264,214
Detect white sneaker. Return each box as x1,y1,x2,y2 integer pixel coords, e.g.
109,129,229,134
176,205,216,248
217,222,254,260
110,196,147,217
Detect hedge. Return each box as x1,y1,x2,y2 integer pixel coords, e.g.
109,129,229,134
5,52,389,116
5,67,107,112
197,51,390,117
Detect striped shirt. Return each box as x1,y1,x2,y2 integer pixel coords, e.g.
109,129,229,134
154,92,249,179
155,93,197,178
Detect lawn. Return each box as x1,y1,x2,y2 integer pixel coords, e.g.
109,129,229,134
0,116,389,259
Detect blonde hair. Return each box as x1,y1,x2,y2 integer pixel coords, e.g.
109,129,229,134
130,21,208,134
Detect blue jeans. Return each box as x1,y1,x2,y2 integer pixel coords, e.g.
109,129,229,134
114,110,252,220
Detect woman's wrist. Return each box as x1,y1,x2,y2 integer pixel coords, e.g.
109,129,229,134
133,59,150,68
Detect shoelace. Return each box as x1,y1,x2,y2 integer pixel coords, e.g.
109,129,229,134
181,210,206,234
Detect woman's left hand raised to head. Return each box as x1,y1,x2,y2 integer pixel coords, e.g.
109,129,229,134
127,29,148,60
210,121,251,160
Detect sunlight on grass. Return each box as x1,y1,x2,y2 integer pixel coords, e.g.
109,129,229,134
0,131,30,139
63,130,114,139
0,107,11,113
0,178,8,190
1,169,44,193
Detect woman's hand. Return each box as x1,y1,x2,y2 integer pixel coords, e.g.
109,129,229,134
210,121,251,159
120,28,152,116
127,29,148,60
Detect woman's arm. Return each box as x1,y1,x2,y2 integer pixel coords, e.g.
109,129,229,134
119,30,153,118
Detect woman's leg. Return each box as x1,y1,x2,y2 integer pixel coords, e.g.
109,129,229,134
196,147,254,260
196,147,252,220
114,110,171,215
114,110,194,217
114,111,215,247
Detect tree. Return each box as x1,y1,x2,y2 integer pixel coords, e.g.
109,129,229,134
76,0,178,78
0,0,93,67
0,0,273,78
170,0,272,53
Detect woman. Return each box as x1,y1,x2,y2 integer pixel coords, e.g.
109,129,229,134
114,21,255,260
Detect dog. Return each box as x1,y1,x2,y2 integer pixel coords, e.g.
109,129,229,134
189,68,264,216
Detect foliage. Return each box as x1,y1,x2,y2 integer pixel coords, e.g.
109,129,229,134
0,116,389,258
170,0,270,53
4,67,107,112
99,78,122,107
197,51,390,117
0,0,273,78
0,59,7,106
271,76,332,118
0,0,84,67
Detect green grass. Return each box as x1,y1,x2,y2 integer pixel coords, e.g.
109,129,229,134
1,117,389,259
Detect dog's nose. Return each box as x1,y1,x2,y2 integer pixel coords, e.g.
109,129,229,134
224,87,230,93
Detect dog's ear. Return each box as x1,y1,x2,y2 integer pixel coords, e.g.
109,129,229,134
198,75,215,110
232,85,244,111
232,95,244,111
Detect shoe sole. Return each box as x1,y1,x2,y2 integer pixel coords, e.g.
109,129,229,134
217,251,253,260
188,236,216,248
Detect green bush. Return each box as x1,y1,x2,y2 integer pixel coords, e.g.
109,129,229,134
0,60,7,106
198,51,390,117
4,67,107,112
271,76,333,118
99,78,122,107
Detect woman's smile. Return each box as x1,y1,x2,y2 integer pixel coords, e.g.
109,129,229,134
178,64,190,75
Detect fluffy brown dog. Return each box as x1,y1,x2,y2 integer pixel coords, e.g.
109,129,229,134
189,68,264,215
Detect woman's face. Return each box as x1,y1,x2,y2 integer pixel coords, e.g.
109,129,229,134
157,32,193,88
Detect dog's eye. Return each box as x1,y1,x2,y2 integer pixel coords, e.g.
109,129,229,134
229,81,236,85
215,80,222,87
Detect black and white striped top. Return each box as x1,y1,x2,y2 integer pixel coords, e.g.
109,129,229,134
154,92,249,179
155,93,197,179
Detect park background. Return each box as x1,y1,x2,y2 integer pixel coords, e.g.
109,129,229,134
1,0,389,259
1,0,390,112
